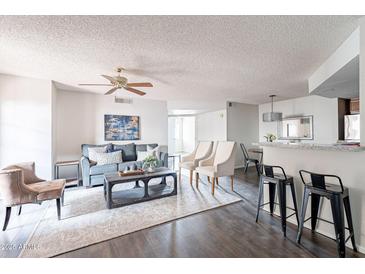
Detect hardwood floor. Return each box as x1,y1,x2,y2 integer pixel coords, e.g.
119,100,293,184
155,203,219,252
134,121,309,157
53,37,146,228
1,167,363,258
57,168,363,258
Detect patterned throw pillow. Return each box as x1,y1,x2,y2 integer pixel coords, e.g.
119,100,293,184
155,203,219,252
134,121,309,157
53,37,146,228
95,151,122,166
137,151,149,161
88,146,107,162
147,145,161,160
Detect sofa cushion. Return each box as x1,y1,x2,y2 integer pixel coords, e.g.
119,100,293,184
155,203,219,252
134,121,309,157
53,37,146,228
88,146,108,162
135,143,158,152
113,143,137,162
29,179,66,201
137,151,149,161
90,164,118,175
95,151,122,166
82,144,111,158
90,174,106,186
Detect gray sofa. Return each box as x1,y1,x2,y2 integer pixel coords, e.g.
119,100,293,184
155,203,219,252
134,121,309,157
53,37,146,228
81,143,168,187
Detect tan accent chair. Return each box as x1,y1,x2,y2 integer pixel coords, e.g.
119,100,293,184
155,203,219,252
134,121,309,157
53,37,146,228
0,162,66,231
195,141,236,195
179,141,213,184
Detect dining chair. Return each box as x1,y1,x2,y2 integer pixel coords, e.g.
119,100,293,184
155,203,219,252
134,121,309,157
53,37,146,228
195,141,236,195
179,141,213,184
240,143,261,176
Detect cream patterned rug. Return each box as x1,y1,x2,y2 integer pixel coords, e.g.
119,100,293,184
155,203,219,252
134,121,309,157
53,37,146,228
19,177,241,257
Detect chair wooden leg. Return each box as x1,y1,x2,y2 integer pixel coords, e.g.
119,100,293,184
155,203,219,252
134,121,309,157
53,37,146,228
211,177,215,195
56,198,61,220
17,205,22,216
215,177,219,185
230,175,234,191
189,170,193,185
207,176,211,183
179,168,182,182
2,207,11,231
196,172,199,188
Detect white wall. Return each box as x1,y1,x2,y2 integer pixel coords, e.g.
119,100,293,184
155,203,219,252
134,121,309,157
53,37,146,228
309,28,359,93
259,95,338,144
196,109,227,142
227,102,259,167
359,18,365,145
55,89,168,162
0,74,53,179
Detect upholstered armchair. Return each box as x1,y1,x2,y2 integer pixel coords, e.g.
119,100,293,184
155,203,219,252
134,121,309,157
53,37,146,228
195,141,236,195
179,141,213,184
0,162,66,231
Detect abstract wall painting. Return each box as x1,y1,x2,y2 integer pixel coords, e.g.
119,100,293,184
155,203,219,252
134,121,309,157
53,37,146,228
104,114,140,141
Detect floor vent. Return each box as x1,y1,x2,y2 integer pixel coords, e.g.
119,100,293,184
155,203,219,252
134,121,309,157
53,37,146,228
115,97,133,104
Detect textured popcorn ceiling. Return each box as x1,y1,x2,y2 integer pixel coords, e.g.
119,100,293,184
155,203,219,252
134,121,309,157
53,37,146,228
0,16,359,105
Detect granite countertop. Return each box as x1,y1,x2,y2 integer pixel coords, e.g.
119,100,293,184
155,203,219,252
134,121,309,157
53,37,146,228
255,142,365,152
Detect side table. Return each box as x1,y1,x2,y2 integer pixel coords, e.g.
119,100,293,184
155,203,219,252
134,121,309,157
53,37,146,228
168,154,181,171
54,160,82,187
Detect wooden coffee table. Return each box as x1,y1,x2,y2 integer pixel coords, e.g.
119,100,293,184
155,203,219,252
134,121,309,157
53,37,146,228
103,167,177,209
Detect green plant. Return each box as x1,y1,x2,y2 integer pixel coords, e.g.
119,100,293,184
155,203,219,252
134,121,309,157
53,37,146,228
143,155,158,168
264,133,276,142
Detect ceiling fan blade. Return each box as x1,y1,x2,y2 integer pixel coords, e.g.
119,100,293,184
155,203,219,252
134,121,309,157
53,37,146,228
79,84,113,86
127,82,153,87
101,74,116,83
105,87,119,95
124,87,146,96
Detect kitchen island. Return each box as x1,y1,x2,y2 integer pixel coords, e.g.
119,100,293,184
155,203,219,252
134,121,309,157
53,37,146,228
257,142,365,253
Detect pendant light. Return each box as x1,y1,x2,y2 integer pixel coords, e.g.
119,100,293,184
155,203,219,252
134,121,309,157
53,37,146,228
263,95,282,122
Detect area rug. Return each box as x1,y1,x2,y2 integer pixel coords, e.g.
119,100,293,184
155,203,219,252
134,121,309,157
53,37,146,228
19,177,241,257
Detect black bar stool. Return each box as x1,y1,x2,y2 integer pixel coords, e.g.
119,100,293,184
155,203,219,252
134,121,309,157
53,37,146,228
296,170,357,258
256,165,299,237
240,143,261,176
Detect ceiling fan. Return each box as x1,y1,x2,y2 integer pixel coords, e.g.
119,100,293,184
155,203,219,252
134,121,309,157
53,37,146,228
78,67,153,96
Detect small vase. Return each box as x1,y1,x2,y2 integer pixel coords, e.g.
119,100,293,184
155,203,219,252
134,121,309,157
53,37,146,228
147,166,155,172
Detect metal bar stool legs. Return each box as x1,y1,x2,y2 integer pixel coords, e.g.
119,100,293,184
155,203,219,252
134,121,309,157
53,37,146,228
256,176,264,222
277,181,287,236
296,187,310,244
297,170,357,258
268,182,276,214
343,196,357,252
256,165,299,237
330,194,346,258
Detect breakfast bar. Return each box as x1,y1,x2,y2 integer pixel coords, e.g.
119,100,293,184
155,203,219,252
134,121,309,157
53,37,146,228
258,142,365,253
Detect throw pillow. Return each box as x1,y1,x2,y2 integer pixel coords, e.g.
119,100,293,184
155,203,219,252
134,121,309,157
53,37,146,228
95,151,122,166
88,146,107,162
113,143,137,162
147,145,161,160
137,151,149,161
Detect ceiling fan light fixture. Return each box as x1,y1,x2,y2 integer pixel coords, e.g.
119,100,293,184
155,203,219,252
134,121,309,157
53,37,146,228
78,66,152,96
263,94,282,122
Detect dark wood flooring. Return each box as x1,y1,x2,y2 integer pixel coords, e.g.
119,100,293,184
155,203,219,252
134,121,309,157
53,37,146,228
55,168,363,258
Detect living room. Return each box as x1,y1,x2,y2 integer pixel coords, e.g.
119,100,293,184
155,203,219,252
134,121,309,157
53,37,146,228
1,1,365,273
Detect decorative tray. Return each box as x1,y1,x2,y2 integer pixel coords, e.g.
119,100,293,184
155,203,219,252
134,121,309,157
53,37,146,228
118,169,145,177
